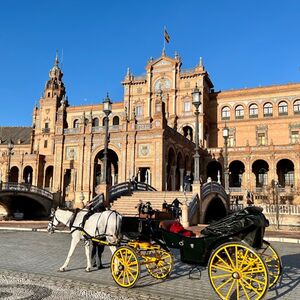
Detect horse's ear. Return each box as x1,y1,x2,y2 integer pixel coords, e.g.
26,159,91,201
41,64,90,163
50,208,56,214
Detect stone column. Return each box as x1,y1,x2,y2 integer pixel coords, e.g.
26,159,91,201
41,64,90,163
179,168,184,191
171,165,176,191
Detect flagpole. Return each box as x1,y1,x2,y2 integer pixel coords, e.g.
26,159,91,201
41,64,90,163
163,26,166,54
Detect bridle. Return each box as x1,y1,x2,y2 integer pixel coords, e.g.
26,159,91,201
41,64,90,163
48,208,60,233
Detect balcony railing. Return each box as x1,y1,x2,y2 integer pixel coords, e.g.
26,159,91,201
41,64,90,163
42,128,50,134
135,123,152,131
64,128,80,134
260,204,300,215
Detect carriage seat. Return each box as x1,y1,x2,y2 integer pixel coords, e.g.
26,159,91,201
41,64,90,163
159,220,195,237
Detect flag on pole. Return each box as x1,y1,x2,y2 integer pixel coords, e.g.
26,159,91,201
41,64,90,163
164,28,170,43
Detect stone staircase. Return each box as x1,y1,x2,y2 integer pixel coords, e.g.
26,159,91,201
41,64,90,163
111,191,193,216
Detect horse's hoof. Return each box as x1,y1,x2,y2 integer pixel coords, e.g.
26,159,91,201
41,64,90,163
85,268,91,272
98,265,104,270
59,268,65,272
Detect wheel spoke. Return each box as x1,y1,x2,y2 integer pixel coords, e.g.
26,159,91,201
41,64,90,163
211,273,232,279
216,277,233,291
226,279,235,299
215,254,232,270
224,248,235,269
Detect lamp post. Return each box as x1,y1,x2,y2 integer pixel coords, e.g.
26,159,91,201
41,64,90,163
222,125,229,194
192,85,202,184
7,139,14,182
102,93,112,185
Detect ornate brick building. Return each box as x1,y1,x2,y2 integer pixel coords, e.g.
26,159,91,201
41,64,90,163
1,51,299,212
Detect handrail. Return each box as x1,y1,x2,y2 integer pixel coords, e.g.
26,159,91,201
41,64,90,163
201,181,228,200
187,193,199,223
0,182,53,200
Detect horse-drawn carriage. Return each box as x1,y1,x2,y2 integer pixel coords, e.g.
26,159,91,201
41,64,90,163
48,205,282,300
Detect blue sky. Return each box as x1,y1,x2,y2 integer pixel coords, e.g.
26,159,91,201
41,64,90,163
1,0,300,126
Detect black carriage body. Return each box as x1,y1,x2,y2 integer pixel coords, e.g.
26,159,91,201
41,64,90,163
160,206,269,266
121,216,161,241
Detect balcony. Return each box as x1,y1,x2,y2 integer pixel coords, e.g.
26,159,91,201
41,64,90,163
42,128,50,134
64,128,80,134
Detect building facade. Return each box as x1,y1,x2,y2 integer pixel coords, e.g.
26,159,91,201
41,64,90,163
1,51,300,212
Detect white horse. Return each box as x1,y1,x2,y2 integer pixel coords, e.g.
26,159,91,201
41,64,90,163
47,208,122,272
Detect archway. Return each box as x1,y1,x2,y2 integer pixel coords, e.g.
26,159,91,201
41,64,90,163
166,147,176,191
229,160,245,187
206,161,222,182
203,197,227,224
175,152,184,191
182,125,193,141
23,166,33,184
44,166,54,189
93,149,119,194
252,160,269,187
10,166,19,182
276,159,294,187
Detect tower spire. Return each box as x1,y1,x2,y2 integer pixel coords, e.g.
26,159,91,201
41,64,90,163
55,50,59,66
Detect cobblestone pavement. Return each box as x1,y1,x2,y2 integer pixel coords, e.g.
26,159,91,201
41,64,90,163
0,231,299,299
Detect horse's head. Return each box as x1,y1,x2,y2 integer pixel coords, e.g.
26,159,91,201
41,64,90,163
47,208,59,234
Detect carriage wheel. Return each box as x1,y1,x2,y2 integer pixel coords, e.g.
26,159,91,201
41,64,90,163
257,240,282,288
111,246,140,288
145,249,173,279
208,242,269,300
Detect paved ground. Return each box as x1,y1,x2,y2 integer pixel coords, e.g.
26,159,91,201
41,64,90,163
0,230,299,299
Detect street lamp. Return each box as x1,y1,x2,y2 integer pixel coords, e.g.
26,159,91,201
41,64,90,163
222,125,229,194
7,139,14,182
102,93,112,184
192,84,201,183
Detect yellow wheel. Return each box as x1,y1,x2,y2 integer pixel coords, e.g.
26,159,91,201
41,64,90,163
208,242,269,300
145,249,173,279
111,246,140,288
257,240,282,288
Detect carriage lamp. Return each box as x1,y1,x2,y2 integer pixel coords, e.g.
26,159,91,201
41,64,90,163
192,85,202,184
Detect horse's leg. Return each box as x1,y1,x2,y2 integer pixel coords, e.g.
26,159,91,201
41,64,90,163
59,232,80,272
97,243,105,269
84,239,92,272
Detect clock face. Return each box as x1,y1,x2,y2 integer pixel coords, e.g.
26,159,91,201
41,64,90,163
154,77,171,92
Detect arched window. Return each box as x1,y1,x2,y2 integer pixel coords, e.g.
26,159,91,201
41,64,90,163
221,106,230,120
278,101,288,116
293,100,300,115
263,103,273,117
73,119,79,128
249,104,258,118
235,105,244,119
84,118,89,126
92,117,99,127
113,116,120,126
102,117,109,126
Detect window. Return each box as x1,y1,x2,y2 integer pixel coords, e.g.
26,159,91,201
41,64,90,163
44,140,48,148
258,132,266,146
249,104,258,118
45,122,49,129
263,103,273,117
136,106,142,117
235,105,244,119
102,117,109,126
278,101,288,116
183,101,191,112
291,131,299,144
228,136,235,147
73,119,79,128
293,100,300,115
48,92,50,97
221,106,230,120
92,118,99,127
113,116,120,125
